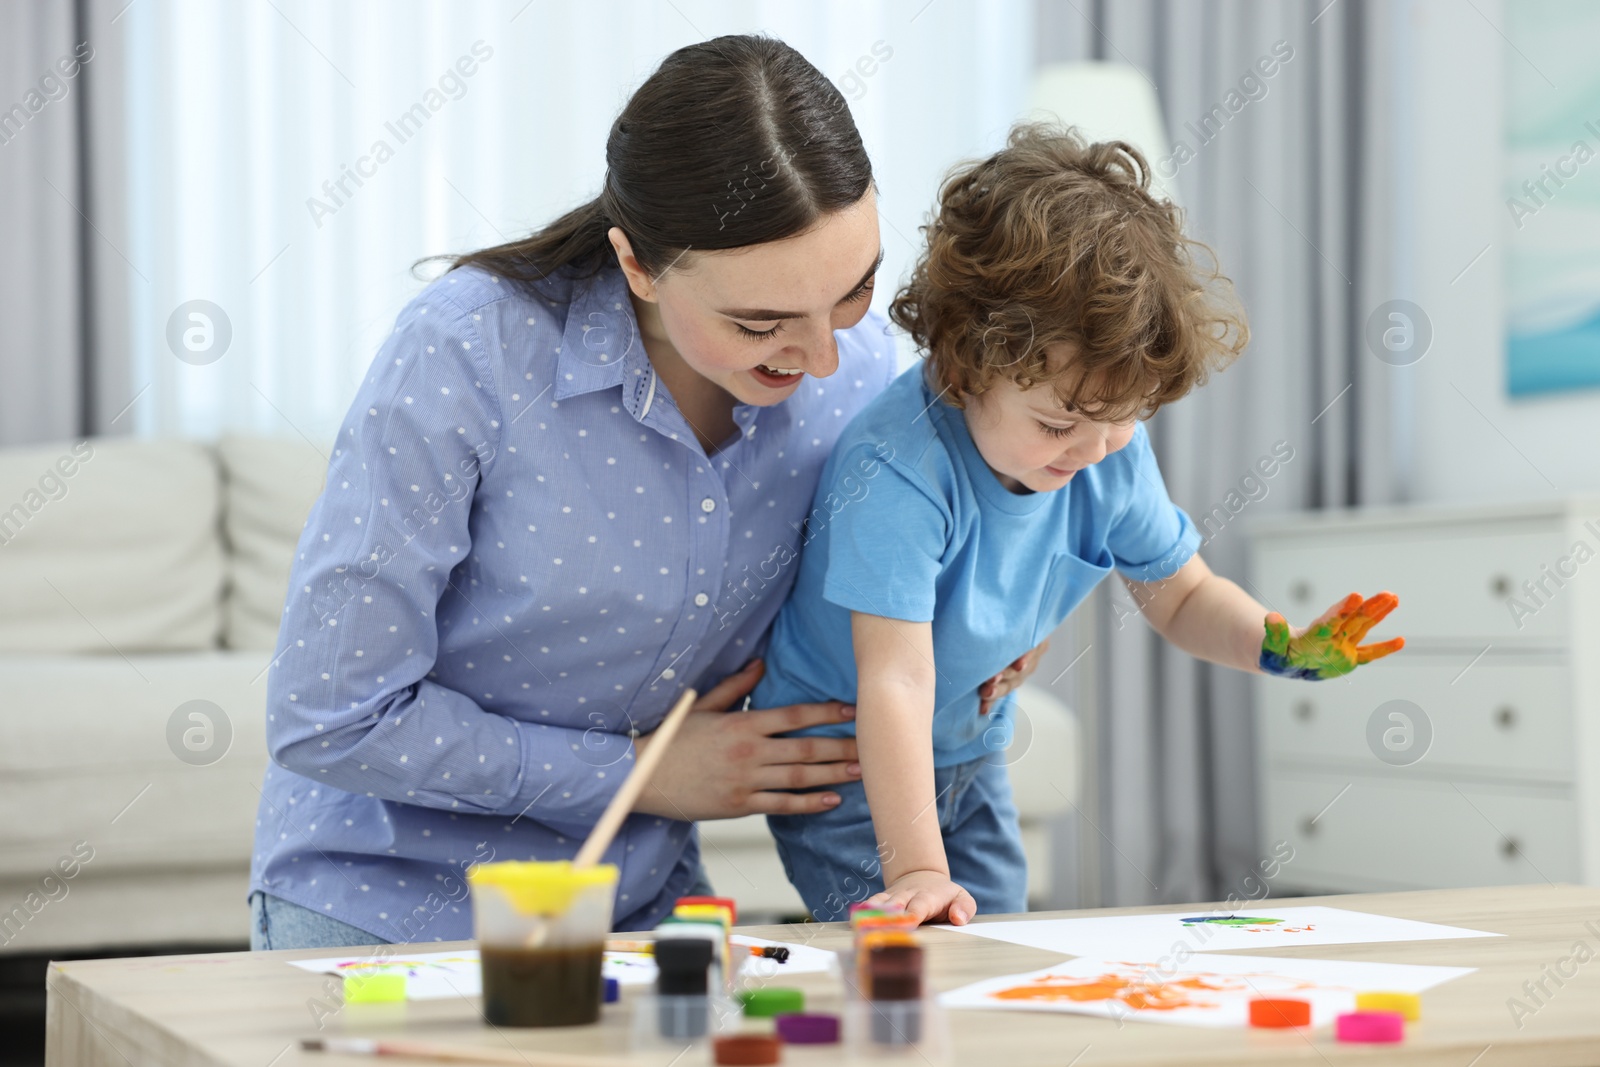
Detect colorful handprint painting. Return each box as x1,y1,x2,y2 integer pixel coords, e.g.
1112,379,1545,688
1260,591,1404,681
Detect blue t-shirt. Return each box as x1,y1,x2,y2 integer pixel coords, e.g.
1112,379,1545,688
750,364,1201,766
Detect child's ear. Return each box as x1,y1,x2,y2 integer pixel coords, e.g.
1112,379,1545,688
956,374,987,407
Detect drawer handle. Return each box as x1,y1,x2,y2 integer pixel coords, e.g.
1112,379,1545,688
1501,836,1523,860
1290,580,1313,604
1299,816,1318,838
1490,574,1512,597
1495,706,1518,730
1294,700,1314,722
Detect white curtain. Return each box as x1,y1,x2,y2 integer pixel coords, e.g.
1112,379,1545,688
1,2,88,445
112,0,1034,439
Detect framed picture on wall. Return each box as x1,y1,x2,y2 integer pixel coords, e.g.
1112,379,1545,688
1504,0,1600,397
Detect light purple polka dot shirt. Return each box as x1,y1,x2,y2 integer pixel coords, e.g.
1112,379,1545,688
250,264,896,939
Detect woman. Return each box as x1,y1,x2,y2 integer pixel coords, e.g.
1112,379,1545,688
248,34,1041,949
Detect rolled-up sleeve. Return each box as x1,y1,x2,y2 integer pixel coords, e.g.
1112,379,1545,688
265,300,631,834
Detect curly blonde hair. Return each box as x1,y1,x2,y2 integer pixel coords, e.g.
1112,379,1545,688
890,123,1248,420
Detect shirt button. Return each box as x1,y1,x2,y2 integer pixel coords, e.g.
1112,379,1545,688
661,669,676,680
694,593,709,607
700,497,716,513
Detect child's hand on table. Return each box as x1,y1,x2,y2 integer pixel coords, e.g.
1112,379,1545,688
866,870,978,926
1260,591,1405,681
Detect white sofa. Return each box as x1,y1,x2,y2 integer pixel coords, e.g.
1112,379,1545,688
0,435,1078,953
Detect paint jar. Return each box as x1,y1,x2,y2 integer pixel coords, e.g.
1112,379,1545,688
841,932,949,1061
654,937,714,1039
467,860,618,1027
843,996,949,1061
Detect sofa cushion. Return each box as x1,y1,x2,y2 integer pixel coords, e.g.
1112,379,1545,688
0,438,222,652
217,435,327,650
0,651,268,878
1006,683,1079,816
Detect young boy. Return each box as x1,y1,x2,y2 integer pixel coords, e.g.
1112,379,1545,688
749,124,1404,925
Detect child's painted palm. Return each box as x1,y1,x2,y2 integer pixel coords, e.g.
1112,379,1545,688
1260,591,1405,681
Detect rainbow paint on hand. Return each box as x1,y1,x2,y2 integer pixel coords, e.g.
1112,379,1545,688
1259,591,1404,681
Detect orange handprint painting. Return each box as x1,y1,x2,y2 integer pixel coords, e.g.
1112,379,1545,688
991,972,1235,1011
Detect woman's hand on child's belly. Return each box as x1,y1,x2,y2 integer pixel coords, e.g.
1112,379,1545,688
632,658,863,822
867,870,978,926
977,637,1050,715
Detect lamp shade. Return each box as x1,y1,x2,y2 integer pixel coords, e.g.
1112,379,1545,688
1028,62,1178,205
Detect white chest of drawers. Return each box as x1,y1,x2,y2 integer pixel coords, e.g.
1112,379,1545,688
1249,498,1600,893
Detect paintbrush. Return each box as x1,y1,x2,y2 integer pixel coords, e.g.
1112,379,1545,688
571,688,697,868
300,1036,633,1065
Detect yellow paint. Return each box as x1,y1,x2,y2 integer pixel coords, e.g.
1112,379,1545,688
465,860,617,915
344,972,407,1003
1356,991,1421,1020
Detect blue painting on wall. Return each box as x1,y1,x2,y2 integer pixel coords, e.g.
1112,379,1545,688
1505,1,1600,397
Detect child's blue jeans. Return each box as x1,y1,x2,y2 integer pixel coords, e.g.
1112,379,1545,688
766,755,1029,923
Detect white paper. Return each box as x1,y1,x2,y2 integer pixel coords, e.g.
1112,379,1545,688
940,952,1475,1028
287,949,483,1000
940,906,1501,959
730,935,840,979
604,950,659,986
286,934,836,1000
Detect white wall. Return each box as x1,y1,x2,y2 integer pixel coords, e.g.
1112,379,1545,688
1408,0,1600,504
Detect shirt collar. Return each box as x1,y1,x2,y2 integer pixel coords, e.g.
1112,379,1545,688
554,268,652,406
551,265,792,439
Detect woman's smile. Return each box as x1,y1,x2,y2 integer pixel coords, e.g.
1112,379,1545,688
750,363,808,388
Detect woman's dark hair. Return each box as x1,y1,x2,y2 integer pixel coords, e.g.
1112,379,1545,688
419,35,873,288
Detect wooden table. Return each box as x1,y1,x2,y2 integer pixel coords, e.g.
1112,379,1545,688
45,885,1600,1065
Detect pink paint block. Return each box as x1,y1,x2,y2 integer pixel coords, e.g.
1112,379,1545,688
1336,1010,1405,1043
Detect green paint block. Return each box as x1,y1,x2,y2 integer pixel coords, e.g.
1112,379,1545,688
738,987,805,1017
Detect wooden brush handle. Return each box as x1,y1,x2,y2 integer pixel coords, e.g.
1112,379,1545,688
307,1037,633,1065
389,1039,631,1065
572,687,697,868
